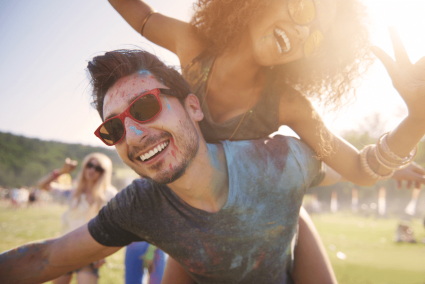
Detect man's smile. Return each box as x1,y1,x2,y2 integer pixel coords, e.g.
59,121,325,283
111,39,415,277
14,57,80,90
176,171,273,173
139,140,170,162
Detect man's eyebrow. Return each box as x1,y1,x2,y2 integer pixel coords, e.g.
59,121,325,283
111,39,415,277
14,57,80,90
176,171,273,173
104,90,151,121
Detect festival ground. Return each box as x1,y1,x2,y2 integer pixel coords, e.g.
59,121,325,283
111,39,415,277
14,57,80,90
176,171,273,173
0,201,423,284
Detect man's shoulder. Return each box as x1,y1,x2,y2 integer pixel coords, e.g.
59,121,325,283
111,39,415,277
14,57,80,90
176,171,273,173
222,135,312,157
113,178,156,203
221,135,319,177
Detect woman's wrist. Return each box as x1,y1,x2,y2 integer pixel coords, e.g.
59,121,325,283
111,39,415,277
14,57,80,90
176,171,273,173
52,169,63,179
406,110,425,125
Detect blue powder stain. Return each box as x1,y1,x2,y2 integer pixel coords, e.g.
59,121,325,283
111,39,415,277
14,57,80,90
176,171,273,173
129,126,143,136
207,144,220,170
17,247,28,254
164,97,173,113
138,69,151,76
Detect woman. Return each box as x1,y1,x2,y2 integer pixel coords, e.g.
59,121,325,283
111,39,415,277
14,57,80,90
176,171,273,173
108,0,425,283
38,153,117,284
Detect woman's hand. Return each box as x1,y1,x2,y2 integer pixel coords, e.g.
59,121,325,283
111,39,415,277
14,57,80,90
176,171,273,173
61,158,78,174
371,27,425,120
92,258,106,269
392,162,425,189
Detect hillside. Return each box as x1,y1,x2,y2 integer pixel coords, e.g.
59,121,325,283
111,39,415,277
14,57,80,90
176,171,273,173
0,131,127,188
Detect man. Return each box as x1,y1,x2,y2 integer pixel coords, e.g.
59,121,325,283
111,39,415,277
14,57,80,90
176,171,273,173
0,49,332,284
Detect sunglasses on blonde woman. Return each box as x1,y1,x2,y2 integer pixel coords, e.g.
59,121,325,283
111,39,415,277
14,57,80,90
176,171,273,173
95,88,176,146
86,162,104,173
287,0,324,58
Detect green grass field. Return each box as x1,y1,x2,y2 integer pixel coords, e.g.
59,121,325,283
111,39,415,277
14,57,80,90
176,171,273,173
1,202,424,284
312,213,425,284
0,202,125,284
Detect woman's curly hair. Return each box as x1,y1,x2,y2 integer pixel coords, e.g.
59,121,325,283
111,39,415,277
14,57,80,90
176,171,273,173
191,0,375,111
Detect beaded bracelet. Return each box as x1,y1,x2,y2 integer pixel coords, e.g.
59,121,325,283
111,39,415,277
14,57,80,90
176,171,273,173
360,145,394,181
377,132,417,165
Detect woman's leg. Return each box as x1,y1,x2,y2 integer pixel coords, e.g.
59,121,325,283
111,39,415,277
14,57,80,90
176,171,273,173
291,207,338,284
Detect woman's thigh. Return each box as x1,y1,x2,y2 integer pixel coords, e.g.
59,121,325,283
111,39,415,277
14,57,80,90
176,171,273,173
291,207,337,284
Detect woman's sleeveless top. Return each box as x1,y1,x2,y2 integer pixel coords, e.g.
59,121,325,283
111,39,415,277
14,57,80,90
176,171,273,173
183,51,289,143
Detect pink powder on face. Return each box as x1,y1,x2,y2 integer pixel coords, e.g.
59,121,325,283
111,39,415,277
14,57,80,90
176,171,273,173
171,150,176,159
169,163,173,170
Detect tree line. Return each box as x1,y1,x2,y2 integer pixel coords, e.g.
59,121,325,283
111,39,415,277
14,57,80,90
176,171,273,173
0,131,126,188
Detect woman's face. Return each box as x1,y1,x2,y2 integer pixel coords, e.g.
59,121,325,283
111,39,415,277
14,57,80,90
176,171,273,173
248,0,334,66
84,158,104,183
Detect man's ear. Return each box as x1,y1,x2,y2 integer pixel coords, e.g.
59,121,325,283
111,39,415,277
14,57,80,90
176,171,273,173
184,94,204,122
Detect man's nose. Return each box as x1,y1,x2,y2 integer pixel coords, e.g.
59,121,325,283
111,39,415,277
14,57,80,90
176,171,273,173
124,117,148,145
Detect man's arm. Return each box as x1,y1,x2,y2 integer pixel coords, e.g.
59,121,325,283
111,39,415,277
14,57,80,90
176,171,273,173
0,224,121,284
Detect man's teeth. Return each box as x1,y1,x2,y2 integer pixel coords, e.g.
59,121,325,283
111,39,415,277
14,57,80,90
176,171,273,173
274,28,291,54
140,141,169,161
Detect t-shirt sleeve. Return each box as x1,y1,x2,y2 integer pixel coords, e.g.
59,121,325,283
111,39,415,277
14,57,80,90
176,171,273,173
287,137,325,189
88,183,144,247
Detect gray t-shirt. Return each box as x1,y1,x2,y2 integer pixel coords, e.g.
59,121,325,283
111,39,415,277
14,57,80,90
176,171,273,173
88,135,324,284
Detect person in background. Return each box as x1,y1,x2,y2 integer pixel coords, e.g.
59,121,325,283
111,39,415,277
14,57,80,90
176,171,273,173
125,242,166,284
38,154,117,284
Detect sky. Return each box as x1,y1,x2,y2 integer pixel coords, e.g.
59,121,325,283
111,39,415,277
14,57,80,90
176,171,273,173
0,0,424,147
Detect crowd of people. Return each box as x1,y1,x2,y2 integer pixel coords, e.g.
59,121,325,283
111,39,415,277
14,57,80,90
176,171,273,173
1,0,425,283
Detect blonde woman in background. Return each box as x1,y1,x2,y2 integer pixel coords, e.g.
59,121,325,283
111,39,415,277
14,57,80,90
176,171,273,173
38,153,117,284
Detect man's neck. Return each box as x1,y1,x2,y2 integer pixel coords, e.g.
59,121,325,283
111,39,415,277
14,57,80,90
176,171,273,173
167,142,229,213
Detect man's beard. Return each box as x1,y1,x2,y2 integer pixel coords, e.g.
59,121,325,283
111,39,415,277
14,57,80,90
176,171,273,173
128,115,200,184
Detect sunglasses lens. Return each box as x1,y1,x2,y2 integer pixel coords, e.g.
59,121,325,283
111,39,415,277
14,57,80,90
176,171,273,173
86,162,104,172
99,118,125,145
304,30,324,58
130,94,161,121
288,0,316,25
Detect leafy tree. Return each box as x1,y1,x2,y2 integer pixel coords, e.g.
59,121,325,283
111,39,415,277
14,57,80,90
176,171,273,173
0,131,126,188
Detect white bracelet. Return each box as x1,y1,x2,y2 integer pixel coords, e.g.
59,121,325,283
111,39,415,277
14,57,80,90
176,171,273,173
374,146,411,170
377,133,417,165
360,145,394,181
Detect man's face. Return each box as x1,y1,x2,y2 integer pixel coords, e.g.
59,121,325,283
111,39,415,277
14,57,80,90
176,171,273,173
102,71,200,184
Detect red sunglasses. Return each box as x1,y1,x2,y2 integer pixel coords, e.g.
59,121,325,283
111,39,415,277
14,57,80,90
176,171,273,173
95,88,175,146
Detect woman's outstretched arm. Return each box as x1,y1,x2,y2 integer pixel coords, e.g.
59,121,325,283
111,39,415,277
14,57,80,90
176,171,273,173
280,29,425,187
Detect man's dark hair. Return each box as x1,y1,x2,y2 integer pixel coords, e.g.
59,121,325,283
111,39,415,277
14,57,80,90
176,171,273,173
87,49,192,119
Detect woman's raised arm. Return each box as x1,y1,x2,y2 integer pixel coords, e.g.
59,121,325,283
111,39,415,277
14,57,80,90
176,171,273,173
280,28,425,187
108,0,205,67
